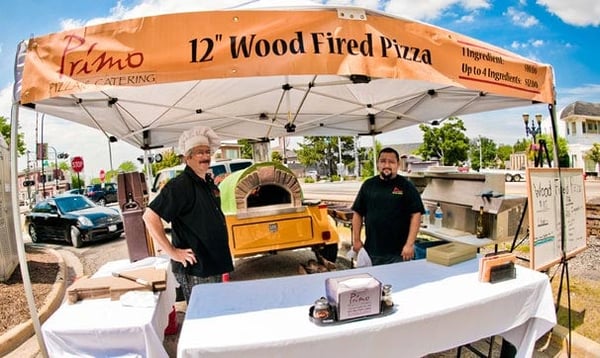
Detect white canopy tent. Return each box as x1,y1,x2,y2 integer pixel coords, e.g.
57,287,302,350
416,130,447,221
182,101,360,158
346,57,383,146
10,4,557,355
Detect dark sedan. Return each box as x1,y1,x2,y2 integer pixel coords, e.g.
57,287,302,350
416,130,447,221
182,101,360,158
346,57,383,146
26,194,124,248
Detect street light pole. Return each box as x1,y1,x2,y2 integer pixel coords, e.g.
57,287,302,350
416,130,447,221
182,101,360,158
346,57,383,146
49,146,59,188
40,114,45,198
108,136,118,172
49,146,69,192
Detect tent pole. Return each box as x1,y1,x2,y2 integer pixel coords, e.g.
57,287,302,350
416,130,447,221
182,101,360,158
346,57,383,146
10,102,49,357
548,104,560,168
372,135,377,175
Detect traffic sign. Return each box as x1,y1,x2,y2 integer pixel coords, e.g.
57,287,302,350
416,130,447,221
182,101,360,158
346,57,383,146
71,156,84,173
99,169,106,182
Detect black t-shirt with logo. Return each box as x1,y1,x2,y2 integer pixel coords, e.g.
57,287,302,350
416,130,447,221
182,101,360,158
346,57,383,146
351,175,425,257
149,166,233,277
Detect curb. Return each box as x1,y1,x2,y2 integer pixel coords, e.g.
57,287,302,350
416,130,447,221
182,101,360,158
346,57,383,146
0,248,67,357
552,324,600,357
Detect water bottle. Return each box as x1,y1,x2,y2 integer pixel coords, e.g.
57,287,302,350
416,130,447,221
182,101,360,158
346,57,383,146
434,203,443,228
422,207,430,227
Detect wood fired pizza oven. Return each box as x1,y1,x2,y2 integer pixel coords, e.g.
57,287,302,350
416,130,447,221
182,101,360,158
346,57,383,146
219,162,304,218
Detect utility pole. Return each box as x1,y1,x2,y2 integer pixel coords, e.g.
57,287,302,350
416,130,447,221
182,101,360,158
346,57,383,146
354,136,359,177
40,114,46,198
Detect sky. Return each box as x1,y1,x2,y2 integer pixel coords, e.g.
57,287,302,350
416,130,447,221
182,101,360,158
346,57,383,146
1,0,599,179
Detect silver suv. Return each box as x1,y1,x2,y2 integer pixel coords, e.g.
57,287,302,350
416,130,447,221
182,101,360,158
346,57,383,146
150,159,254,198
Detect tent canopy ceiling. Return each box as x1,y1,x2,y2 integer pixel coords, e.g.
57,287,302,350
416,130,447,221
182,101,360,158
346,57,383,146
14,6,555,150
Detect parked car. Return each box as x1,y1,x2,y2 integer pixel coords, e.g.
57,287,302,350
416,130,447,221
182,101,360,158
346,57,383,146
64,188,86,195
25,194,124,248
86,182,118,206
305,170,320,181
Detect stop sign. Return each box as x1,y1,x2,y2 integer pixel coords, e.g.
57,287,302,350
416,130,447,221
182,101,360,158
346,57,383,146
99,169,106,182
71,156,84,173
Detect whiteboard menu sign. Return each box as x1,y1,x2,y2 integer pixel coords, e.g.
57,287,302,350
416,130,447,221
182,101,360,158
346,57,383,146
526,168,587,271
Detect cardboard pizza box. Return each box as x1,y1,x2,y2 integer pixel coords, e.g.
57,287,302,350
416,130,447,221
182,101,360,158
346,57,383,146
67,267,166,304
426,242,477,266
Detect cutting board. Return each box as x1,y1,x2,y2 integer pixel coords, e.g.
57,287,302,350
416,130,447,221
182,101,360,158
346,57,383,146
67,267,167,304
426,242,477,266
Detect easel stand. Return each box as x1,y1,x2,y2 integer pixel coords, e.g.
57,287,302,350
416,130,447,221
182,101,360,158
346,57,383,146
554,254,573,357
535,139,552,168
510,200,529,254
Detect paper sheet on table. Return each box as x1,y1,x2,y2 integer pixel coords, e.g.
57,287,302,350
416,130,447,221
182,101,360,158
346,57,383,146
120,290,158,308
346,247,372,267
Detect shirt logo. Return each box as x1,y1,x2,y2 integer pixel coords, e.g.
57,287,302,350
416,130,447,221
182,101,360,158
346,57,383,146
392,187,403,195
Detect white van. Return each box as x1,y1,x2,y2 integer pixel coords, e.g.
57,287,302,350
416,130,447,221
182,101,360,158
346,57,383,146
150,158,254,195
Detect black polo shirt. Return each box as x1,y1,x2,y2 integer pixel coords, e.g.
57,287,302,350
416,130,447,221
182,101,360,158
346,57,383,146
149,166,233,277
351,175,424,257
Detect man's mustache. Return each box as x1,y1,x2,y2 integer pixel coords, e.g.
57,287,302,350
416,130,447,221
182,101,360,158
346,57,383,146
199,159,211,164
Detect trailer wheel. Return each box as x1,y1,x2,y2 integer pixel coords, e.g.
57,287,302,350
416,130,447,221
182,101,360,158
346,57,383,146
315,243,338,263
513,174,521,182
505,174,513,182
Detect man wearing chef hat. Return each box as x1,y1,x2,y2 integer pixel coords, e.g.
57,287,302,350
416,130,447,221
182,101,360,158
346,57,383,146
143,126,233,303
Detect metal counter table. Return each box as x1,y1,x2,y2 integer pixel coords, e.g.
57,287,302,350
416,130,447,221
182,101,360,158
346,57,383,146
42,256,176,358
178,257,555,358
420,226,495,247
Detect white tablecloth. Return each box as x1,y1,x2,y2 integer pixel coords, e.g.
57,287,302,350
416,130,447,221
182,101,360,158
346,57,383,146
42,256,176,358
178,258,556,358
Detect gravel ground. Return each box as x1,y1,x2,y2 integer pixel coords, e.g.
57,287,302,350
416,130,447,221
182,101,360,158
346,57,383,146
559,235,600,281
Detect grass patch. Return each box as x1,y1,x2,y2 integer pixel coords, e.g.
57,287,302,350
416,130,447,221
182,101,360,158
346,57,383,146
552,276,600,343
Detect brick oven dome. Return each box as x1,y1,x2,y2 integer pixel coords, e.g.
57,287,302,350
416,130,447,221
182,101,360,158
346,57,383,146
220,162,304,215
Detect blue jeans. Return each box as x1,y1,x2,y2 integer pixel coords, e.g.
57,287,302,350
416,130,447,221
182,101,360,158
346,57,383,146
174,272,222,303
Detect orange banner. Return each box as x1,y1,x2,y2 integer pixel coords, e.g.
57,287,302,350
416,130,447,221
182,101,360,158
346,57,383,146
21,9,554,104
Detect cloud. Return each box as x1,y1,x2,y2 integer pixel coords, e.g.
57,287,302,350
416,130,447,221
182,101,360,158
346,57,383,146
457,15,475,23
60,18,86,31
505,7,539,27
0,84,12,118
384,0,490,21
511,41,526,49
537,0,600,27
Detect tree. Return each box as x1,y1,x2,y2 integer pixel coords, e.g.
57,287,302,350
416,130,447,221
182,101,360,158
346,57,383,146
417,117,469,166
295,136,356,177
296,137,327,168
497,144,514,164
584,143,600,173
237,139,255,159
271,151,283,163
531,134,570,167
118,161,138,173
151,149,180,175
0,116,26,156
469,136,497,171
71,175,85,189
360,140,382,178
513,138,529,153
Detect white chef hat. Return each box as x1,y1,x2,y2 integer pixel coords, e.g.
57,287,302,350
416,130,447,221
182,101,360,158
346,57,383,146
178,126,221,155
